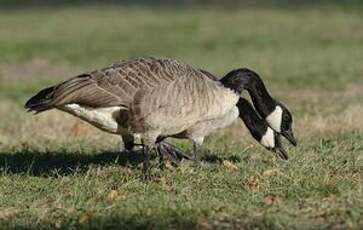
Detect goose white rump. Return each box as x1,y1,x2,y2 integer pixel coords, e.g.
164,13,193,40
60,104,125,134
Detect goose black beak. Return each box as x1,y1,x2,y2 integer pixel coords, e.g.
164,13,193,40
274,134,289,160
275,145,288,160
282,129,297,146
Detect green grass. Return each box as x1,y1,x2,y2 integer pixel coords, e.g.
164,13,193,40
0,5,362,229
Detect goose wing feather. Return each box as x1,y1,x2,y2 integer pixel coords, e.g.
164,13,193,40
48,57,191,108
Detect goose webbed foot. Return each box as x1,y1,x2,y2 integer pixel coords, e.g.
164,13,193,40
155,142,191,169
158,142,191,162
125,140,190,164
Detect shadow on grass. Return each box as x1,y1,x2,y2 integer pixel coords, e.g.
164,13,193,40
0,147,241,177
0,208,290,230
202,154,241,163
0,213,198,230
0,148,145,177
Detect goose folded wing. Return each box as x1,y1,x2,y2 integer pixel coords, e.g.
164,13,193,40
51,69,133,108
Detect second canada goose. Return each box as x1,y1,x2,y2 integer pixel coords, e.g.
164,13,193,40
25,58,296,180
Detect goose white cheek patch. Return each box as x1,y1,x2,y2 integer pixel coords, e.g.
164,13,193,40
260,127,275,148
266,106,282,133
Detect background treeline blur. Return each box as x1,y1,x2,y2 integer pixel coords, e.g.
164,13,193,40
1,0,362,9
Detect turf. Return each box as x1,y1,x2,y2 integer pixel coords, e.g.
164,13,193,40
0,4,362,229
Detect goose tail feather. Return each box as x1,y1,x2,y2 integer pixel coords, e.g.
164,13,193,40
24,86,55,114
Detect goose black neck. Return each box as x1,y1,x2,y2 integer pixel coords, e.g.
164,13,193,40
236,98,267,141
221,68,276,118
247,76,276,118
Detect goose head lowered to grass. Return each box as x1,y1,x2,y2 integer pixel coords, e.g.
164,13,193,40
220,68,297,146
236,97,288,159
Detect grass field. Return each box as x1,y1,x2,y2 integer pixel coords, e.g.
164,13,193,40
0,4,363,229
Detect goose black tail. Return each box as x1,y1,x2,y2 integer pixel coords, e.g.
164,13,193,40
24,86,55,114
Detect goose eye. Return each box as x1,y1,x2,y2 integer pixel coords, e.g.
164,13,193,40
283,113,290,121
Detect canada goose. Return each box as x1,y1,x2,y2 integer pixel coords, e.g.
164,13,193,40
25,57,295,180
20,60,233,162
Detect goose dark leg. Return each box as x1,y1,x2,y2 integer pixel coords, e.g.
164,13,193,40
124,141,135,152
122,134,136,151
193,142,201,168
155,144,165,170
142,145,152,181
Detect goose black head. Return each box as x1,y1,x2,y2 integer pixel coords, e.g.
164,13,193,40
221,68,297,147
236,98,288,160
220,68,251,95
265,103,297,146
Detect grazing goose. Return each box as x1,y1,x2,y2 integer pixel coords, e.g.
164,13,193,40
25,57,295,180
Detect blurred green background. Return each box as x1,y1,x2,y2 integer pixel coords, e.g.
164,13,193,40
0,1,362,229
0,0,362,100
